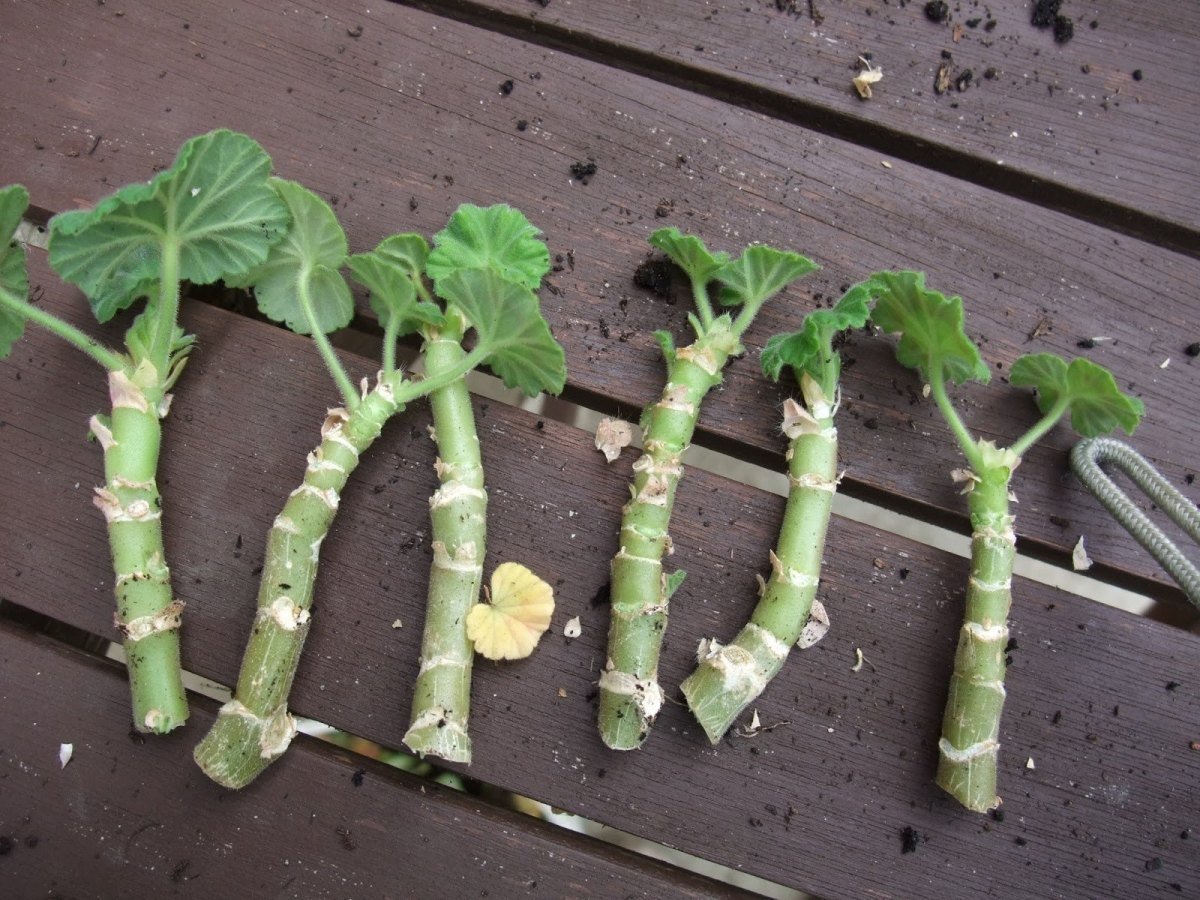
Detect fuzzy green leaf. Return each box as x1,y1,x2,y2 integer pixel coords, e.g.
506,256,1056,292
48,130,288,322
648,228,729,286
229,178,352,335
761,280,872,384
1010,352,1143,437
348,234,444,337
663,569,687,601
868,270,990,386
436,268,566,396
427,204,550,291
0,185,30,358
654,329,676,364
715,244,818,309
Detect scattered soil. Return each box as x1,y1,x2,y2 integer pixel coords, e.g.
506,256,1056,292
1031,0,1061,28
569,160,597,184
1031,0,1074,44
633,258,674,298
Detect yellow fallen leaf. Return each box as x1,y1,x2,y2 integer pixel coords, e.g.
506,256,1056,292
466,562,555,660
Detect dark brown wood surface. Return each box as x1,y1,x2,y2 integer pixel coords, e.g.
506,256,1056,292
442,0,1200,246
1,274,1197,898
0,620,754,899
2,0,1199,897
2,0,1197,594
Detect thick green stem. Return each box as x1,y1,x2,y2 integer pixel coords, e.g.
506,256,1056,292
599,325,734,749
681,391,838,742
403,331,486,763
935,466,1015,812
194,374,405,787
91,367,188,733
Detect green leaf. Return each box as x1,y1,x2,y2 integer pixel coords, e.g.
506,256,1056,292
0,185,30,358
348,233,444,337
714,245,818,308
1010,352,1143,437
229,178,352,335
48,129,288,322
761,280,872,384
654,329,676,364
435,268,566,396
868,270,991,386
663,569,686,601
426,204,550,291
648,228,729,286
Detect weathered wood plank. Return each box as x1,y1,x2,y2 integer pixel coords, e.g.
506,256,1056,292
2,0,1196,590
452,0,1200,244
0,620,754,899
1,277,1197,898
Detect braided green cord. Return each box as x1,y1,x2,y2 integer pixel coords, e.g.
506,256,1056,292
1070,437,1200,608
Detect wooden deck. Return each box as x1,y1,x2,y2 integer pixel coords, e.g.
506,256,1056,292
2,1,1198,897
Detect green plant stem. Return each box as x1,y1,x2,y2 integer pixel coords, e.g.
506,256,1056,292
598,323,733,749
692,281,715,330
381,313,402,375
193,353,484,787
151,237,181,376
929,370,983,470
299,275,359,409
403,326,486,763
0,285,124,371
935,465,1015,812
91,369,189,733
1008,397,1070,459
681,399,837,742
194,375,405,787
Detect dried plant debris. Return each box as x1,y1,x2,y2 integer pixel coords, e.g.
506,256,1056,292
595,417,634,462
1072,535,1093,571
853,57,883,100
934,54,974,95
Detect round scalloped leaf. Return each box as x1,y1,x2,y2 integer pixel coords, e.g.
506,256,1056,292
466,562,555,660
436,267,566,396
1010,352,1143,437
648,227,730,286
348,233,444,337
48,130,288,323
715,244,818,308
228,178,352,335
0,185,31,359
426,204,550,291
761,280,871,384
868,270,991,386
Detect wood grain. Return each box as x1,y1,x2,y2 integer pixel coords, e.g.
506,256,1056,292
0,620,754,899
1,277,1196,898
445,0,1200,245
1,0,1197,591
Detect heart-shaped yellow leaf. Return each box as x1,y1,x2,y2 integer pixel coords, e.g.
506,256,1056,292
466,562,555,660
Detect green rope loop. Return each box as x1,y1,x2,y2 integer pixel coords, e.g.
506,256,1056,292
1070,437,1200,609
